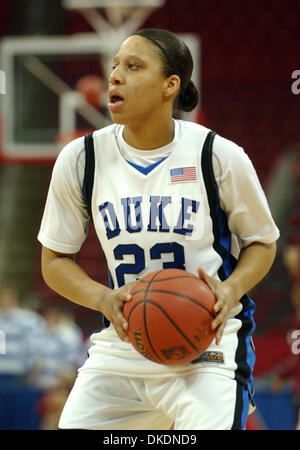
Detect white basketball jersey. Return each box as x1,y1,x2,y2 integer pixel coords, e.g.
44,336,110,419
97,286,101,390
91,121,237,291
38,119,280,396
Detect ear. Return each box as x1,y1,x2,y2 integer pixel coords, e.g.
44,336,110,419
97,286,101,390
163,75,180,100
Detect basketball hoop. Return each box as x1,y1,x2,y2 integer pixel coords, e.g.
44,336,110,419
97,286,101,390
0,0,201,162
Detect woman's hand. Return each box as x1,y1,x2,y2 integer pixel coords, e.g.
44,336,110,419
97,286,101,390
197,242,277,345
197,268,239,345
101,281,137,342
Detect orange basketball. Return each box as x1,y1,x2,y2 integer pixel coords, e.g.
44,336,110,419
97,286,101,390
123,268,217,365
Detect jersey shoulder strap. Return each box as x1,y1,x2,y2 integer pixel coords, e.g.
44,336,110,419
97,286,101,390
83,132,95,218
201,129,233,283
83,132,111,328
201,129,220,223
201,130,218,193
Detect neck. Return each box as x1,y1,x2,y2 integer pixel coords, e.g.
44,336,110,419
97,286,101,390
123,117,175,150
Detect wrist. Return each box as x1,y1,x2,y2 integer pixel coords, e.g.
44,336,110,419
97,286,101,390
80,280,112,313
93,284,112,313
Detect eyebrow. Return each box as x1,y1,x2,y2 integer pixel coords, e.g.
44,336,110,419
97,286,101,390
113,54,145,63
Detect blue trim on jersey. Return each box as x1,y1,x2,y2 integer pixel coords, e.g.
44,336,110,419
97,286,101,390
200,132,256,403
213,191,233,278
125,156,168,175
241,384,251,429
231,382,251,429
238,294,256,395
82,181,87,203
102,266,113,328
215,189,256,398
213,186,256,396
213,185,256,355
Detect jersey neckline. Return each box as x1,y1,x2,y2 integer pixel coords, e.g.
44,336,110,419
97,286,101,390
113,119,182,177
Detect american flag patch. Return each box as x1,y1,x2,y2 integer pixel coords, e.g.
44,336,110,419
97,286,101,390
170,166,197,183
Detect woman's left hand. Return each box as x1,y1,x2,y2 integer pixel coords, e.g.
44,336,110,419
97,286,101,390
197,268,239,345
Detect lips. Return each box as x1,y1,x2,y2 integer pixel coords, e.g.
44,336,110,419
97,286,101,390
108,91,124,113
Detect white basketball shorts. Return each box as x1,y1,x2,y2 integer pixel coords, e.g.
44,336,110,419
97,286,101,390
59,323,255,430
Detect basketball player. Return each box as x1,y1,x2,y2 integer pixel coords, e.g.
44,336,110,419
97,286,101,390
38,29,279,430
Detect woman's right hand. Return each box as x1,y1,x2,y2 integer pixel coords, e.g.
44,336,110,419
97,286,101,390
101,281,137,342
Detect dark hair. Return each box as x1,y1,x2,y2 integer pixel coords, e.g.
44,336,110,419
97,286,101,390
130,28,199,112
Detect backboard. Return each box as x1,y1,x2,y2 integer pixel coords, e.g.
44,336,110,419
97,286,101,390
0,1,201,161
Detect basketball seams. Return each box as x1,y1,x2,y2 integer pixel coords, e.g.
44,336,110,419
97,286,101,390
126,299,204,362
124,268,216,365
138,274,197,283
129,289,215,319
143,270,165,363
125,299,143,322
145,300,203,357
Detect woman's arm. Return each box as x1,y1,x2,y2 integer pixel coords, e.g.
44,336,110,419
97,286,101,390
198,240,277,345
41,246,133,342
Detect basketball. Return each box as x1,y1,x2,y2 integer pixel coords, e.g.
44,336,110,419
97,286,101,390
123,269,217,365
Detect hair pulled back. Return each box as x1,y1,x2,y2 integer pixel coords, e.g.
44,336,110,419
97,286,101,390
131,28,199,112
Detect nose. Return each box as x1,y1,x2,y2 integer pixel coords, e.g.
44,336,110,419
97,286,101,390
109,66,123,85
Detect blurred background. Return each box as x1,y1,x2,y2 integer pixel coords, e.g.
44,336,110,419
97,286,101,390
0,0,299,430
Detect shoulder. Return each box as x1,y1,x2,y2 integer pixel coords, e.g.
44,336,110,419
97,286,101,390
92,124,118,154
179,119,244,153
179,120,248,162
53,124,116,180
178,120,211,141
179,120,255,180
49,136,86,195
54,135,85,177
93,123,116,140
212,133,249,177
213,133,246,161
55,124,116,166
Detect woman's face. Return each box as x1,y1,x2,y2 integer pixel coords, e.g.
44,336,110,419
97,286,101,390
108,35,170,127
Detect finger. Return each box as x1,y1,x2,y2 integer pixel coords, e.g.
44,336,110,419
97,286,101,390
117,329,130,343
117,306,129,331
112,301,130,340
211,303,228,328
197,267,218,294
197,267,213,287
113,315,130,342
213,297,225,313
116,291,132,302
197,267,206,280
215,322,226,345
120,281,138,300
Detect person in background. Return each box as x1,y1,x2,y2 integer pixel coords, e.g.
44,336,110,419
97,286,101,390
0,287,46,429
32,305,83,390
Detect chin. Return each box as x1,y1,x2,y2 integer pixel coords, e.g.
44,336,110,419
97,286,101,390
108,112,127,125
